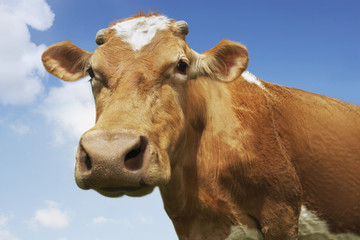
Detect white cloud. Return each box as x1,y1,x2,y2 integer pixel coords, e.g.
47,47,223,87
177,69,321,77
92,216,134,229
29,201,69,229
0,216,8,228
0,230,19,240
40,80,95,144
92,213,152,229
92,216,113,224
137,213,153,225
0,0,54,105
10,122,30,135
0,214,19,240
0,213,14,228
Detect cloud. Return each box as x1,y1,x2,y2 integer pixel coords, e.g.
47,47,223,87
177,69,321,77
0,230,20,240
0,214,19,240
0,0,54,105
0,213,15,229
0,215,8,228
40,80,95,144
92,216,134,229
92,216,113,224
137,213,153,225
10,122,30,135
92,213,152,229
29,201,69,230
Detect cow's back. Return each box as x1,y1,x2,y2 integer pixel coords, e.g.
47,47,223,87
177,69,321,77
265,81,360,233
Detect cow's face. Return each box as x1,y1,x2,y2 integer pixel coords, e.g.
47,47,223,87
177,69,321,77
42,14,248,197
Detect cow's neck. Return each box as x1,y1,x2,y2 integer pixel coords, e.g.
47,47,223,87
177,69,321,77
159,77,260,238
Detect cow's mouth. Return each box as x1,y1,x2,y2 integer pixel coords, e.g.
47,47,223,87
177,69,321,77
96,185,154,197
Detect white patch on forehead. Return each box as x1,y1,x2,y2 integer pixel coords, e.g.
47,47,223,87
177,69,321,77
241,71,265,89
111,15,171,51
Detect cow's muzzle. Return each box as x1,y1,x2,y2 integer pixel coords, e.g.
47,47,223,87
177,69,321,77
75,129,155,197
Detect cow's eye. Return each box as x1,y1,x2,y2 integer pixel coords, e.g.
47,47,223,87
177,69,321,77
176,60,188,75
87,67,95,78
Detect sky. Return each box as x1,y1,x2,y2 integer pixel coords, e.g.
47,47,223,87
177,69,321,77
0,0,359,239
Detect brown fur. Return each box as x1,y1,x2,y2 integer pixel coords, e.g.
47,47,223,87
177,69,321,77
41,14,360,240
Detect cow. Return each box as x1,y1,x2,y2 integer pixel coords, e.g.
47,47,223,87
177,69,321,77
41,13,360,240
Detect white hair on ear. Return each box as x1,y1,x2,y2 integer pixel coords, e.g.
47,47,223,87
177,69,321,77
241,71,265,89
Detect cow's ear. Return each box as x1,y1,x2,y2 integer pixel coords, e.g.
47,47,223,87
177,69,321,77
195,39,248,82
42,41,91,81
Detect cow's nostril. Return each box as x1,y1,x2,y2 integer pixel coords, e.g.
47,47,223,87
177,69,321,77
124,136,147,171
77,144,92,173
84,153,92,171
125,146,142,161
124,145,143,171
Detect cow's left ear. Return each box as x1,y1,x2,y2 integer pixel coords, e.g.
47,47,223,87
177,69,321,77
194,39,248,82
42,41,91,81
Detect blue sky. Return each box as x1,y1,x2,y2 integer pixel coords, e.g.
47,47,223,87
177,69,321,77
0,0,359,239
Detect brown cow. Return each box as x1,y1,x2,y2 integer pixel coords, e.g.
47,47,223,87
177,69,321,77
41,13,360,240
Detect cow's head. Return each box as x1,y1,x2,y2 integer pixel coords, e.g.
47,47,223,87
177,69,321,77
42,13,248,197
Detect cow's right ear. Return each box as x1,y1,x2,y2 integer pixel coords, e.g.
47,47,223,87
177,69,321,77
42,41,91,81
191,39,248,82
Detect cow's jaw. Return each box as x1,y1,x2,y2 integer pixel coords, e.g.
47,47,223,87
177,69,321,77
96,185,155,198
